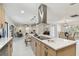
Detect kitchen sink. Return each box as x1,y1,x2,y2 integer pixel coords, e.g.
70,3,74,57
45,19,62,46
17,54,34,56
37,36,51,40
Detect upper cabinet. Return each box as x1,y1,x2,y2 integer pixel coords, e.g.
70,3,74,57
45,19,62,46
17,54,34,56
0,4,5,28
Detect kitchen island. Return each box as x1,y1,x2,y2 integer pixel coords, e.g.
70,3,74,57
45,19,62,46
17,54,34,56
0,37,13,56
29,34,76,56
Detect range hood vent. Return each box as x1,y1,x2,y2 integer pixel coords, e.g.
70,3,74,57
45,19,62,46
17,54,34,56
38,4,47,24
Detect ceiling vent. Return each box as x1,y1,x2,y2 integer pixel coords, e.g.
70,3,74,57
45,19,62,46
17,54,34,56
70,14,79,17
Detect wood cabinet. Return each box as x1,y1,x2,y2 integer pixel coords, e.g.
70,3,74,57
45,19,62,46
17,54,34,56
30,36,76,56
30,36,37,55
34,39,37,55
40,43,46,56
30,36,41,56
47,47,56,56
7,39,13,56
40,43,56,56
0,44,8,56
0,39,13,56
56,44,76,56
30,36,56,56
36,40,42,56
0,4,5,28
41,43,76,56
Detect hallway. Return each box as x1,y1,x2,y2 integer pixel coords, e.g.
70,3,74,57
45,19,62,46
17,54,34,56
12,37,34,56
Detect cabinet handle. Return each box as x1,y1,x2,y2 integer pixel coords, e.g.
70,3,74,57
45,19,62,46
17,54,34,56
45,51,48,56
45,46,48,49
35,42,37,47
10,44,12,48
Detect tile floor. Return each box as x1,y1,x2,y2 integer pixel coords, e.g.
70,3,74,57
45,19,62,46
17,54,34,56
12,37,35,56
12,37,79,56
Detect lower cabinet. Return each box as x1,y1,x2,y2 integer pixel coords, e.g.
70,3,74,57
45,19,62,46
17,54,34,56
30,36,76,56
40,43,46,56
30,36,38,55
0,39,13,56
7,39,13,56
30,36,57,56
47,47,56,56
40,43,56,56
36,40,41,56
40,42,76,56
0,45,8,56
34,40,37,55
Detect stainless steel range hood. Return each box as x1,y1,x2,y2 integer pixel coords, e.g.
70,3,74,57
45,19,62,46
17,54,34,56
36,4,49,34
38,4,47,24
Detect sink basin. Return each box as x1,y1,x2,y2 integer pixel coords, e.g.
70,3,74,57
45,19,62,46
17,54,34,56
47,39,54,42
37,36,51,40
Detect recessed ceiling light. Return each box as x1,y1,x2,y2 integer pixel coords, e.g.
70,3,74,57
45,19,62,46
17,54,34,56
21,10,24,14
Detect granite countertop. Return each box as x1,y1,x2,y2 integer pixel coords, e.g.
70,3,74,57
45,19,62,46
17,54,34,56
0,37,13,50
30,34,76,50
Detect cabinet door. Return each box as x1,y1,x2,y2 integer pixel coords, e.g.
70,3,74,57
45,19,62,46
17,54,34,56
30,37,37,55
0,39,13,56
48,53,54,56
40,43,44,56
34,39,37,55
8,39,13,56
47,47,56,56
36,41,42,56
41,43,56,56
10,40,13,55
40,43,47,56
0,45,8,56
30,37,34,50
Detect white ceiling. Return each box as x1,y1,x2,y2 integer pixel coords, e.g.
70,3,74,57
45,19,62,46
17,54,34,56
3,3,79,25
